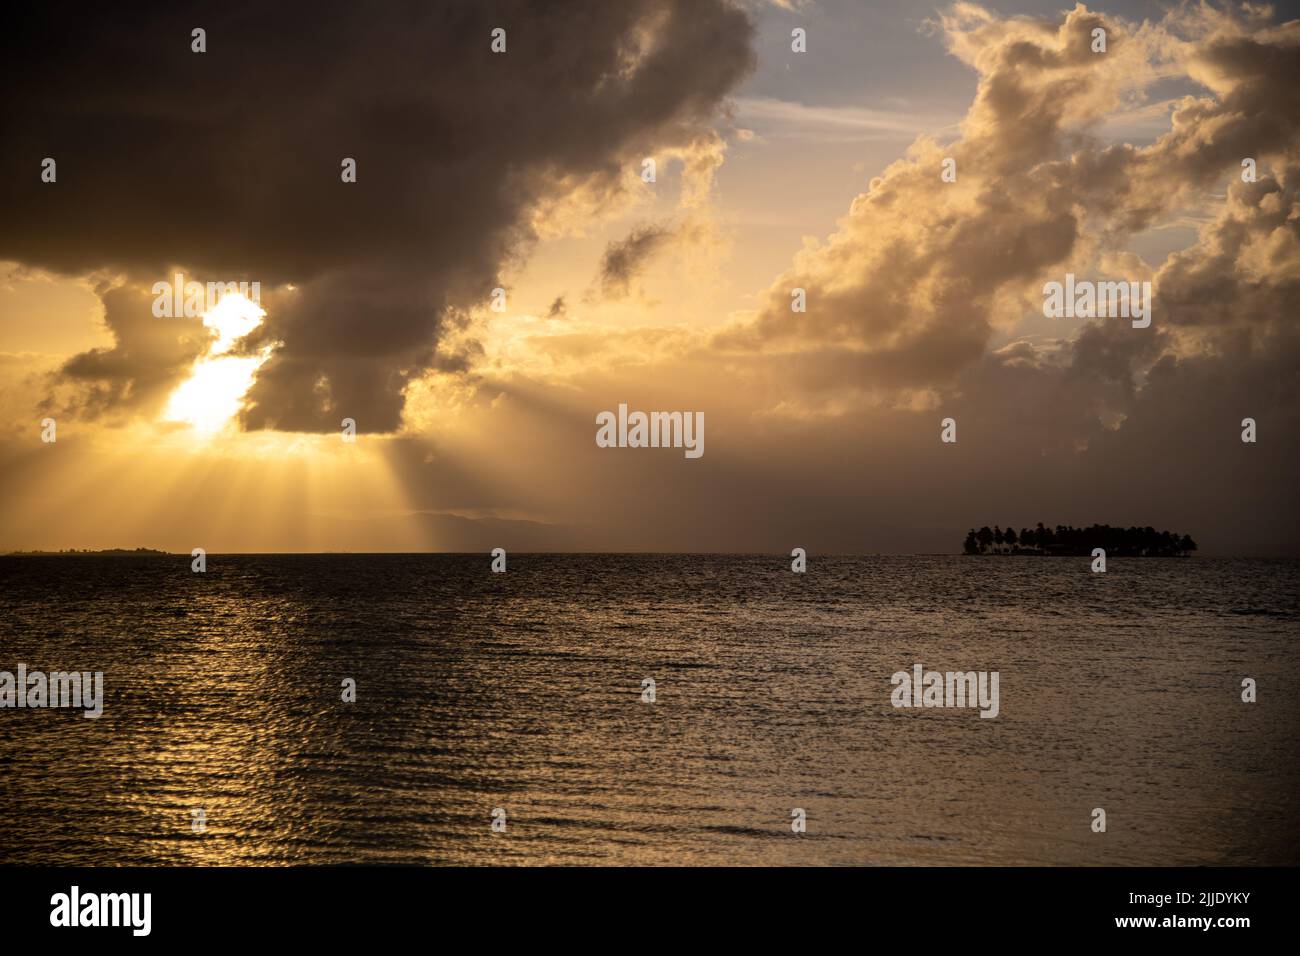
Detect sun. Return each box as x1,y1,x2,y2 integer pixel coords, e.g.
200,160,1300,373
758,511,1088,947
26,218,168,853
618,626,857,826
163,293,273,434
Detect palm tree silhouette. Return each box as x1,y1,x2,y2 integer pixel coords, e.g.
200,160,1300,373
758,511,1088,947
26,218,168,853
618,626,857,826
963,524,1198,556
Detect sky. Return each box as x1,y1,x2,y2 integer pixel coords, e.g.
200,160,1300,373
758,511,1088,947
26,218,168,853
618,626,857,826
1,0,1297,554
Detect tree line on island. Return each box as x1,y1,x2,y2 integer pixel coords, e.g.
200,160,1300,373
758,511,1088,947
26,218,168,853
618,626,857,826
962,524,1198,556
3,547,170,556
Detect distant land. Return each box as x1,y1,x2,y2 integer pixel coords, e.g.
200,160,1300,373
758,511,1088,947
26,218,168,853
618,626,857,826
963,524,1198,557
2,547,172,556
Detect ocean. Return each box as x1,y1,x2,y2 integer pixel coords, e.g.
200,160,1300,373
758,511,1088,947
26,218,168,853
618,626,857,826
1,554,1297,865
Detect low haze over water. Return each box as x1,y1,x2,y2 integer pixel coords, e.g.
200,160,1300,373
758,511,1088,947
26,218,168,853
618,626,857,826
2,554,1297,865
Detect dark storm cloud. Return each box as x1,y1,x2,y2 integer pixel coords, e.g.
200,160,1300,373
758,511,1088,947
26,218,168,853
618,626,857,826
47,283,211,420
0,0,755,430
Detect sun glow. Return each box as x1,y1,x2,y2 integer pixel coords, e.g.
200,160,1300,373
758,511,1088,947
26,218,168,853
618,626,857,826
164,294,273,433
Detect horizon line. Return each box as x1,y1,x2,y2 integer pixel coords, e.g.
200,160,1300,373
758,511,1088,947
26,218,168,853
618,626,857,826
5,549,1289,558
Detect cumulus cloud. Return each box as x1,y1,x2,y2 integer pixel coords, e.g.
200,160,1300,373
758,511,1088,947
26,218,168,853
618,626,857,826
45,283,212,422
720,3,1297,403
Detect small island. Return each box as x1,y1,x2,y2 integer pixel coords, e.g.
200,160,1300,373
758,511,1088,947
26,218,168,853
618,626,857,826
3,547,172,556
962,524,1197,556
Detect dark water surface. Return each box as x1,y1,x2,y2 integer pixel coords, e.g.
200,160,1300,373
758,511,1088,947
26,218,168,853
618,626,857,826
1,554,1297,865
